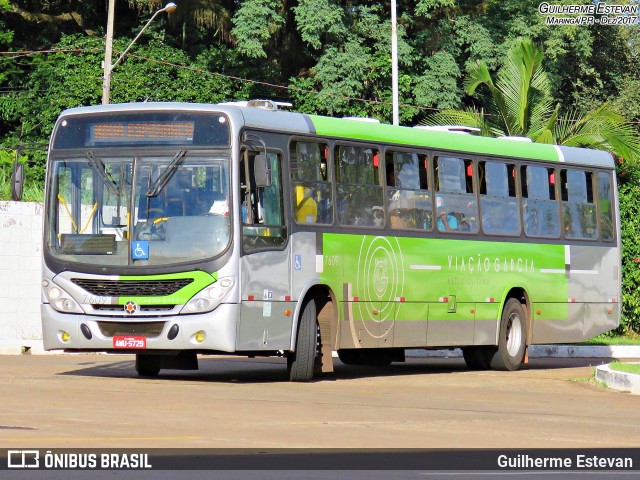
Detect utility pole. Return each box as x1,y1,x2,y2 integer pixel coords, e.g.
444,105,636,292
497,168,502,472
102,0,116,105
101,2,177,105
391,0,399,126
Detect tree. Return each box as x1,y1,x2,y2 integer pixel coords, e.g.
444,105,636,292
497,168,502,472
425,39,640,162
0,0,15,86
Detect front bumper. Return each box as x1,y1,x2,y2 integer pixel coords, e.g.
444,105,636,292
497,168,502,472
41,303,239,352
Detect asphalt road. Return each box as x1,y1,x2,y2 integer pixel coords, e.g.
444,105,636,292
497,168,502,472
1,354,639,450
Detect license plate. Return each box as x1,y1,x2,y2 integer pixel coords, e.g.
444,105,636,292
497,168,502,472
112,336,147,349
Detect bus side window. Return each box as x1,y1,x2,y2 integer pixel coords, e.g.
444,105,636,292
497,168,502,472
434,156,478,233
598,172,615,241
241,151,287,252
386,151,432,231
289,141,332,224
335,145,384,228
479,161,520,236
561,169,597,240
521,165,560,238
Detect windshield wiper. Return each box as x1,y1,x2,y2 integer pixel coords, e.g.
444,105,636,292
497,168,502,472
86,151,119,198
146,150,187,197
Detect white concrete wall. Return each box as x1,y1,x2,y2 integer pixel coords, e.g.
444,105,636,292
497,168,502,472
0,201,44,354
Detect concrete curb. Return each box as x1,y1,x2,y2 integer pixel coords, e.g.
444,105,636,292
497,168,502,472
595,363,640,395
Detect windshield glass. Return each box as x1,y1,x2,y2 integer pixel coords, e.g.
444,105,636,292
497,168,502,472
46,153,231,267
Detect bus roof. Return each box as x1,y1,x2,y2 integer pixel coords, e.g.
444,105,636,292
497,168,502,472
57,102,615,168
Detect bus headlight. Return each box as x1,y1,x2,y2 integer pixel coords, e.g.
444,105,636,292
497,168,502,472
46,284,83,314
48,286,62,300
182,277,234,314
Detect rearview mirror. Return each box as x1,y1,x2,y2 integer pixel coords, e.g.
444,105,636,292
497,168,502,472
11,162,24,201
253,154,271,188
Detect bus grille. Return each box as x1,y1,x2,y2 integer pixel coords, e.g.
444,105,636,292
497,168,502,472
71,278,193,297
97,321,166,338
92,304,176,312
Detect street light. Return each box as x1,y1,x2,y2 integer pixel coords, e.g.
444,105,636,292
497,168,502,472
102,2,177,105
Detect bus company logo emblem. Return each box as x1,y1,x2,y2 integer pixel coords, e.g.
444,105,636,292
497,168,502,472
124,301,137,314
7,450,39,469
374,258,389,297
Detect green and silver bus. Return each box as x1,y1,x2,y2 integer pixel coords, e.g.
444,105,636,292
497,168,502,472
35,100,620,381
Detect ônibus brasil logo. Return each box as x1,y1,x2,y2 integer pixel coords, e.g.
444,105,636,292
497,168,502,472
124,301,137,314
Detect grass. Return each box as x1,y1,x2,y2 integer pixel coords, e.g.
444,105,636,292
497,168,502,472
580,333,640,345
609,361,640,375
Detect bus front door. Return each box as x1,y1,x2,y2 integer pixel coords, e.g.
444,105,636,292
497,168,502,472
237,151,293,351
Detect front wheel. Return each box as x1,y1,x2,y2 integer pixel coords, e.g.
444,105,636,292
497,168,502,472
490,298,527,371
287,299,318,382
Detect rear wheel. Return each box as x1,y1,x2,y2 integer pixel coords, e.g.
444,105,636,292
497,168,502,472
490,298,527,371
287,299,318,382
135,354,161,377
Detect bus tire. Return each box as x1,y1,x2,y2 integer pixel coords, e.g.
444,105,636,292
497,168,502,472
135,354,161,377
490,298,527,371
462,346,493,370
287,299,318,382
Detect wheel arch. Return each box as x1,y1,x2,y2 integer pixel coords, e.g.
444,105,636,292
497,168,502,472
289,282,338,352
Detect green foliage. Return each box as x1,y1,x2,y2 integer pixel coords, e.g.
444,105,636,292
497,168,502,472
293,0,344,50
0,0,14,86
609,361,640,375
618,160,640,334
554,104,640,162
412,51,461,110
613,75,640,124
231,0,284,58
581,333,640,345
415,0,456,18
0,35,104,145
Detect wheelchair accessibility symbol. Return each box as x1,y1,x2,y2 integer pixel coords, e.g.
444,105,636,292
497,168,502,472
132,241,149,260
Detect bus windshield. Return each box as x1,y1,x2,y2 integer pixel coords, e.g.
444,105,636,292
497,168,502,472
45,153,231,267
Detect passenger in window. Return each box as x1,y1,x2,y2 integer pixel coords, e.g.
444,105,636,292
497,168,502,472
295,185,318,223
437,212,458,231
372,206,385,227
437,212,470,232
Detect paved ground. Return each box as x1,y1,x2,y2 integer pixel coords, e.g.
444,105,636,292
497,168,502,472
1,354,639,449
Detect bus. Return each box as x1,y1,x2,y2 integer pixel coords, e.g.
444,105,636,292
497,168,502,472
27,100,620,381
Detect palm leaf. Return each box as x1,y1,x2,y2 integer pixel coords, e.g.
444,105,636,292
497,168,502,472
464,60,512,136
555,103,640,162
529,103,559,143
496,39,553,136
464,61,494,96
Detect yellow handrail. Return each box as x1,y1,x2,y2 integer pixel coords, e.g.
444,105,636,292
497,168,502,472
79,203,98,234
57,194,78,233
